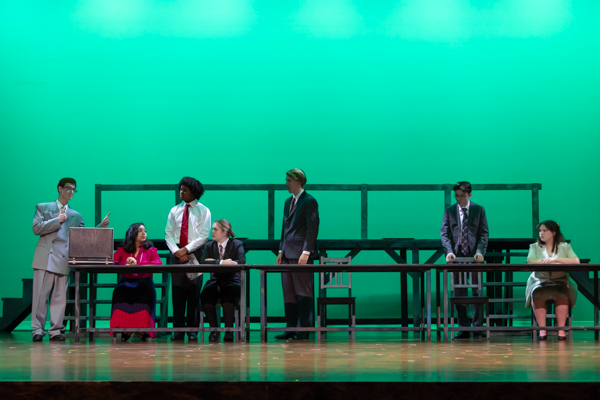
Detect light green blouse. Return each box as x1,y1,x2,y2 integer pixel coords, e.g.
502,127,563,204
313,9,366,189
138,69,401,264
525,242,578,308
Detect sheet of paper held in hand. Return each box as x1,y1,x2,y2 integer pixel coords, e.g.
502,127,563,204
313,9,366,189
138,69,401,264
186,254,203,280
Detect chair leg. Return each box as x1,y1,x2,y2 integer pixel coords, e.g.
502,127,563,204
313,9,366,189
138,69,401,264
351,311,356,342
317,313,322,342
199,312,205,343
568,314,573,342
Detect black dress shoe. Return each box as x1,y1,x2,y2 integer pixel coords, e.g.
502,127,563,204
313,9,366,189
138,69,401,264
223,333,234,342
32,334,44,342
274,332,296,340
49,335,66,341
538,335,547,341
171,333,185,341
209,332,220,342
293,333,310,341
454,331,470,339
188,333,197,341
121,333,132,342
558,335,567,341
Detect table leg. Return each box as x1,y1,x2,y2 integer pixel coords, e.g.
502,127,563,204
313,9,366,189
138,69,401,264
427,269,431,342
240,268,246,343
595,270,598,342
75,271,80,344
443,269,448,342
260,270,267,342
89,273,95,342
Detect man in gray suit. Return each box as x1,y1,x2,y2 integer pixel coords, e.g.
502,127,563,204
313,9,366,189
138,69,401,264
440,181,489,339
31,178,109,342
275,168,320,340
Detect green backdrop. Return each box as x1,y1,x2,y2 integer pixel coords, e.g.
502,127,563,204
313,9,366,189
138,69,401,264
1,0,599,326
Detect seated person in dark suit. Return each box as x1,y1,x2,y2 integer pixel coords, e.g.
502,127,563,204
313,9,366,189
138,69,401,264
200,219,246,342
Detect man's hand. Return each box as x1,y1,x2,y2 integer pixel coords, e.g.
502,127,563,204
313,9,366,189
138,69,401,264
58,210,67,223
298,253,309,265
446,253,456,262
204,258,215,262
100,212,111,227
222,259,238,265
126,257,137,265
474,253,484,263
174,248,189,263
276,253,282,264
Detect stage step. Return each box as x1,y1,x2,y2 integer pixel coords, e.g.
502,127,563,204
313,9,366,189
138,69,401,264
0,279,33,333
569,269,600,309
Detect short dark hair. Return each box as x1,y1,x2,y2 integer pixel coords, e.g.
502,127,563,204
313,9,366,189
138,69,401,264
179,177,204,200
536,220,566,254
453,181,472,194
57,177,76,194
122,223,153,254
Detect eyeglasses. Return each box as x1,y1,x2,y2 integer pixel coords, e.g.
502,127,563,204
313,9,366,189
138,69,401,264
63,186,78,194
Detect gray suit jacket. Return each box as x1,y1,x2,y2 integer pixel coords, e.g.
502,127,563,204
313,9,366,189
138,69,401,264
440,201,489,257
279,191,320,260
31,202,86,276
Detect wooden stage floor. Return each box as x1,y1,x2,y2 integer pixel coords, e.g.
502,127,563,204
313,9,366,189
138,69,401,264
2,331,600,399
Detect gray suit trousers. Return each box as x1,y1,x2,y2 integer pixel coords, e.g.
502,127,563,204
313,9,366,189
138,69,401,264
281,256,314,303
31,269,67,337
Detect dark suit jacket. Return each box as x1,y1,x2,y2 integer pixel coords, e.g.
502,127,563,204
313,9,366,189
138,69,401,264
440,201,489,257
201,239,246,286
280,191,319,259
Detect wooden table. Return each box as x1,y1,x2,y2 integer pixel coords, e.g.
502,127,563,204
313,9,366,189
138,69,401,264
251,264,433,342
69,264,246,343
439,263,600,341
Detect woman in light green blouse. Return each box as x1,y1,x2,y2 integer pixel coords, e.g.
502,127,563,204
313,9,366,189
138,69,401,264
525,220,579,340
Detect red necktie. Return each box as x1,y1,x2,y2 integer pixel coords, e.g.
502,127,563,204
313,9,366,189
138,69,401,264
180,204,190,247
219,244,224,260
290,197,296,213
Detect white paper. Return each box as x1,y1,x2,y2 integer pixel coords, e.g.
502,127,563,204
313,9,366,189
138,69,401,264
186,254,203,280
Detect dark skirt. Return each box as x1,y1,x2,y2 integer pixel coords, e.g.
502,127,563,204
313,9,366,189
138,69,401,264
110,277,156,338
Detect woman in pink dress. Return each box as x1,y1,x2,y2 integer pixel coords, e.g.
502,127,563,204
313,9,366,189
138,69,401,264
111,223,162,341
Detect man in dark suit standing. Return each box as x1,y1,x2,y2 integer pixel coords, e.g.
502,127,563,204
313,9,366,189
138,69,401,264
275,168,320,340
440,181,489,339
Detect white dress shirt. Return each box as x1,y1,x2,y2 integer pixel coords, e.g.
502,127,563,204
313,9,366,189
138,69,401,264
165,200,211,254
56,200,68,213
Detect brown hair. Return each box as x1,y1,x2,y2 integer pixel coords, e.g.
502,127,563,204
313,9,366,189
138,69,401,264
286,168,307,187
536,220,565,254
215,219,235,238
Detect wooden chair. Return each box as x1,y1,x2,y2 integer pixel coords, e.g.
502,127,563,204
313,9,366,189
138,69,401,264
450,258,490,339
317,256,355,341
